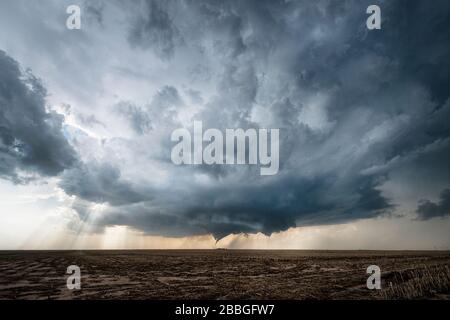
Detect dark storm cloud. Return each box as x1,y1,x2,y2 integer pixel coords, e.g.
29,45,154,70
4,0,449,240
127,0,180,59
0,50,77,183
90,0,449,239
417,189,450,220
59,162,150,206
93,169,393,240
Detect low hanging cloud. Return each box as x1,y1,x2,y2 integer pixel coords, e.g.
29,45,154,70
417,189,450,220
59,162,151,207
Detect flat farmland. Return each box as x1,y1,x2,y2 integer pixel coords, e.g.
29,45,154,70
0,250,449,300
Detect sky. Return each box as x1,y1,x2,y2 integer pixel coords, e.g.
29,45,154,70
0,0,449,250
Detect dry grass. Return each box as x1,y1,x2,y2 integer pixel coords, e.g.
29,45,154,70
0,250,449,300
381,265,450,299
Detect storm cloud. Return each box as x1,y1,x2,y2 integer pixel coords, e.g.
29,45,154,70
59,162,150,207
0,50,77,183
1,0,449,240
417,189,450,220
127,0,180,59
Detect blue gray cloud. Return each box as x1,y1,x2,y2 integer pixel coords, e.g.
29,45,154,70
417,189,450,220
0,50,77,183
0,0,449,240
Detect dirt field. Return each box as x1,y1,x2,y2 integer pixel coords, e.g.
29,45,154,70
0,250,449,300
